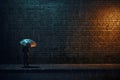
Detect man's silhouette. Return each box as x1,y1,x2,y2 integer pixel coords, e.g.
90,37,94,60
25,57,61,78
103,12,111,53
22,43,31,67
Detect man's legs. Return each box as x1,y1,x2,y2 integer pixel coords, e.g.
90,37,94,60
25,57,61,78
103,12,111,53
26,52,30,66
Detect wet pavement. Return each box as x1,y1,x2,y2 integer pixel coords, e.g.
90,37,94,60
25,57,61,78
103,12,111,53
0,64,120,80
0,64,120,70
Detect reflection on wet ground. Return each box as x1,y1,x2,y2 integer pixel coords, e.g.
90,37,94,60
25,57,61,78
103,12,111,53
0,64,120,80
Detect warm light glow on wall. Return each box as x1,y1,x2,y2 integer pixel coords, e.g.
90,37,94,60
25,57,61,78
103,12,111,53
94,6,120,30
65,5,120,55
92,6,120,47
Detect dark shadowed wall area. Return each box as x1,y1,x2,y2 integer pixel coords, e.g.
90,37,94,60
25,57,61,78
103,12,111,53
1,0,120,64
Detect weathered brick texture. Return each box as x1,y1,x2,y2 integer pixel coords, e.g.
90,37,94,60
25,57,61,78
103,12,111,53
1,0,120,63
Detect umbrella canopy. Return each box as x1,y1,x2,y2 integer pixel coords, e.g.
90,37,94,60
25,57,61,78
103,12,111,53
20,39,37,47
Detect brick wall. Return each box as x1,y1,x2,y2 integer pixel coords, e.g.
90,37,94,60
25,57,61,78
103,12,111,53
1,0,120,64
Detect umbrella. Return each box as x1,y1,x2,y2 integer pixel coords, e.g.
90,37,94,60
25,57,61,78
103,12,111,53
20,39,37,47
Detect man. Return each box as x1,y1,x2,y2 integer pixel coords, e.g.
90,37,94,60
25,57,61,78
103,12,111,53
22,43,31,67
